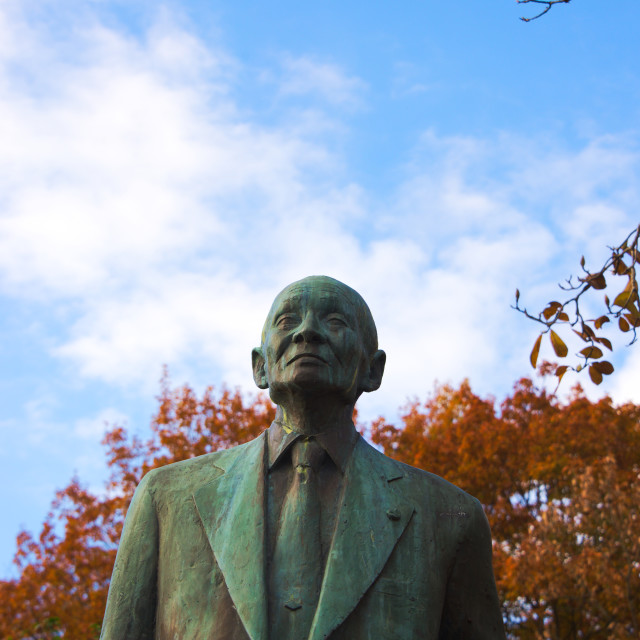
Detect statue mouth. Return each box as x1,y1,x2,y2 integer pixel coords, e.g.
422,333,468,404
288,353,327,365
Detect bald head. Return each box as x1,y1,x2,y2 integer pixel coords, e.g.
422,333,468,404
253,275,385,402
261,276,379,357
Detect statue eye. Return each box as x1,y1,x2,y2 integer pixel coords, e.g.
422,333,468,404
327,315,347,328
276,315,299,330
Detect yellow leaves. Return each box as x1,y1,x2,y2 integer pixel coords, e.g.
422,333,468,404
612,275,638,309
530,331,569,369
540,301,570,323
613,289,633,308
530,334,543,368
628,300,640,318
549,330,568,357
613,257,630,275
580,346,603,359
532,296,630,385
624,309,640,328
515,225,640,387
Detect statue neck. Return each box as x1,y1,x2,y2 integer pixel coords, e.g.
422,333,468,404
275,399,355,436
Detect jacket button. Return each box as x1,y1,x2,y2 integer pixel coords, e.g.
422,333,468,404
284,599,302,611
386,508,401,521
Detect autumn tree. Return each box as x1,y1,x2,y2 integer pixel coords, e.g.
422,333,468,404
1,373,638,639
371,377,640,639
0,374,274,640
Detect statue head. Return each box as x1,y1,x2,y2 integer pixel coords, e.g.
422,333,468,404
252,275,386,407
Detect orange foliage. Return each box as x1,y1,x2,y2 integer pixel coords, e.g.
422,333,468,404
371,378,640,639
1,373,638,639
0,373,274,640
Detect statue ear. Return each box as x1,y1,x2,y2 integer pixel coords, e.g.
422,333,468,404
361,349,386,393
252,348,269,389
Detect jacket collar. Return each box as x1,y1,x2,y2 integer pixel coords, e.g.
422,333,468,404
194,433,414,640
267,420,358,474
309,437,414,640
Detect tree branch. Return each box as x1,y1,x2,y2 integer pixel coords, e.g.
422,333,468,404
514,224,640,385
518,0,572,22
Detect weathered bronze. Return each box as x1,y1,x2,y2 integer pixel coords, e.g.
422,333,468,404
101,275,506,639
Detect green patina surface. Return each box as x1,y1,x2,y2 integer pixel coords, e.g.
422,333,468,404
100,276,506,639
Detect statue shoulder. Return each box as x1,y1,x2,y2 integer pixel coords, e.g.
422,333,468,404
141,432,266,496
359,437,482,512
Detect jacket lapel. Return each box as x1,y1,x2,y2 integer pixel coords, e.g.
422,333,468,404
309,437,415,640
193,433,268,640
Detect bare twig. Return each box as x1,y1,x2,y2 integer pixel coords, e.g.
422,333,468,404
518,0,572,22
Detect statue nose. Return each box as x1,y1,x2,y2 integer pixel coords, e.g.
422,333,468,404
292,314,326,344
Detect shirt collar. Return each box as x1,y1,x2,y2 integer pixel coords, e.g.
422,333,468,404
267,419,359,474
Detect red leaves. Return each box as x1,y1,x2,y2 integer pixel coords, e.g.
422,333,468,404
586,273,607,290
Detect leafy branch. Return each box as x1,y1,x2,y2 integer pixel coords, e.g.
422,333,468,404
514,224,640,385
518,0,572,22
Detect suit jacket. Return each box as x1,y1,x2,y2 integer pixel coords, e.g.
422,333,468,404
100,431,506,639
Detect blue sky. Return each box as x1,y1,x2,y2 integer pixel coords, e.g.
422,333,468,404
1,0,639,575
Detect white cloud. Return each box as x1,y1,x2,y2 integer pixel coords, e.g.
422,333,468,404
74,407,130,439
0,7,349,302
20,393,64,447
0,17,227,297
3,0,640,591
391,61,435,98
1,1,639,425
277,54,366,108
609,344,640,404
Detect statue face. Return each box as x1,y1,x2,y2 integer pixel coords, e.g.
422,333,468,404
255,277,377,404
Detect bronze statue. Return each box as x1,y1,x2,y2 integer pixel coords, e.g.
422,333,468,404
101,275,506,639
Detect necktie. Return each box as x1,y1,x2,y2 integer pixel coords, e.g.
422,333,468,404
271,438,326,639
